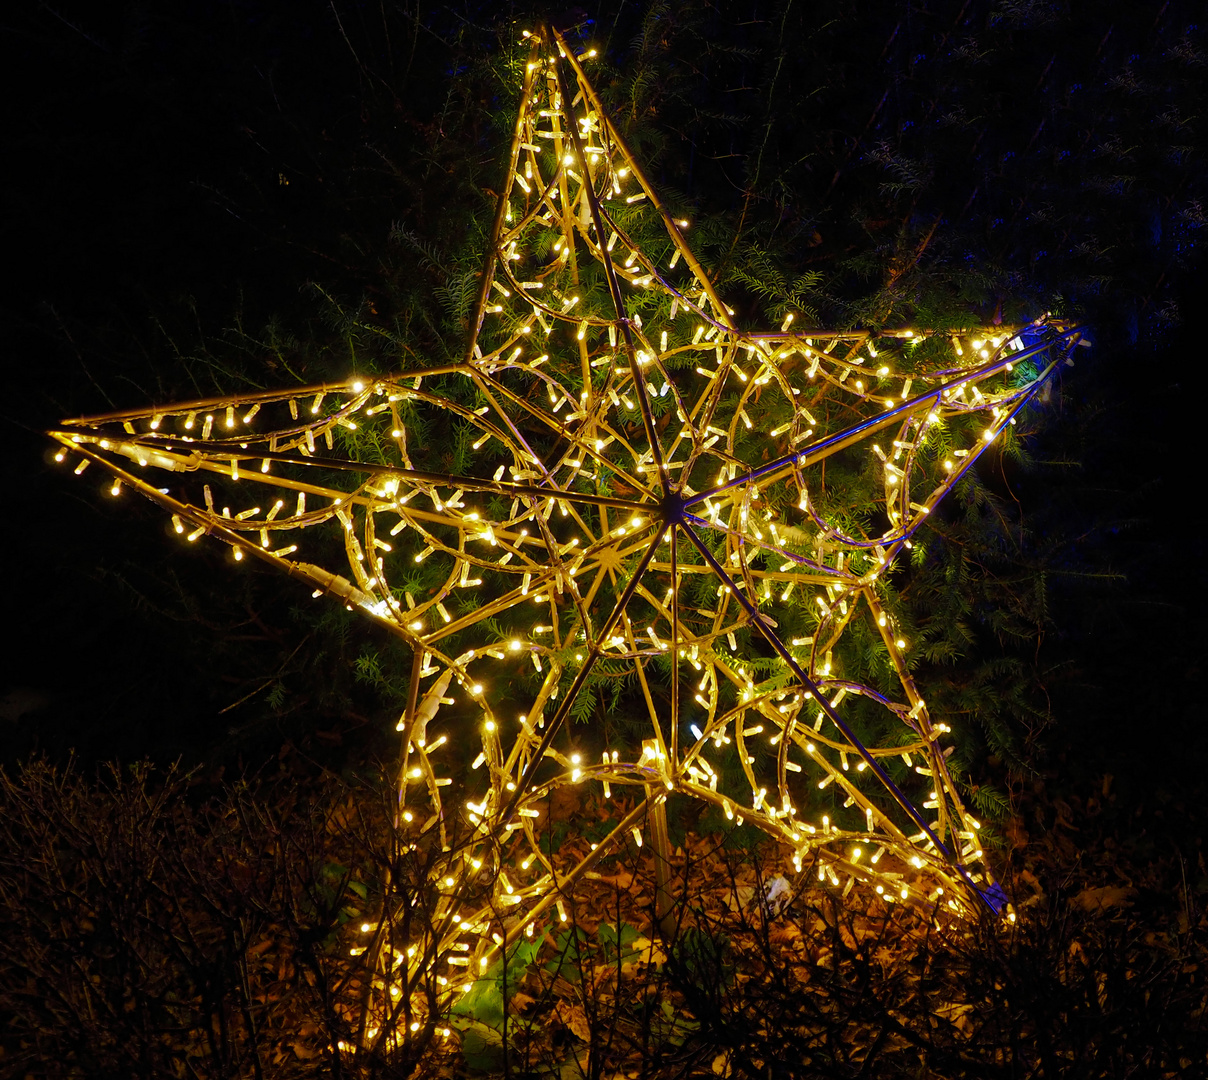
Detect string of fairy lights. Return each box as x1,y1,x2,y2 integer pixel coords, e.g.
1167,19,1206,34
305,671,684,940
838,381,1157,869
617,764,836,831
47,26,1085,1050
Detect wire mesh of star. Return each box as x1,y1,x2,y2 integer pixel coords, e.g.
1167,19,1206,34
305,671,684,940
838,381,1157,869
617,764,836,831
47,25,1086,1038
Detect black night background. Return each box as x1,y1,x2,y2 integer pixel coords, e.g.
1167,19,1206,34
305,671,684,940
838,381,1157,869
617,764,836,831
2,2,1207,1075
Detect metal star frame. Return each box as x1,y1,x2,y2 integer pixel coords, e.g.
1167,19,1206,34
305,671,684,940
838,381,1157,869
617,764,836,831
49,27,1084,1030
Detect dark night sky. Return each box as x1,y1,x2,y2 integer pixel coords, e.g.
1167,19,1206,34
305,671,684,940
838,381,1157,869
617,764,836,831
2,1,1206,793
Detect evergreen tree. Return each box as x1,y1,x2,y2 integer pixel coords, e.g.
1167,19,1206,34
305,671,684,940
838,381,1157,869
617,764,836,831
7,0,1203,805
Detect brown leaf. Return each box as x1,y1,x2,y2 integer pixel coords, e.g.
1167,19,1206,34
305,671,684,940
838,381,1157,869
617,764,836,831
1073,885,1135,913
934,1001,974,1035
554,999,592,1042
509,990,537,1013
768,924,802,945
550,785,582,820
590,869,635,890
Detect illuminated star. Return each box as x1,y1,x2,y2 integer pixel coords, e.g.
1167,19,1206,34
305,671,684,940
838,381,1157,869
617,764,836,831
48,26,1085,1015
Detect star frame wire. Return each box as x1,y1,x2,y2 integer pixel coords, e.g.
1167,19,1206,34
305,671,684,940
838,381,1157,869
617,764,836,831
48,26,1085,1036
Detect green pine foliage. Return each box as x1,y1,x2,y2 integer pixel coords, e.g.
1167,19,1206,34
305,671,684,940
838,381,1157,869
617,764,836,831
19,1,1196,818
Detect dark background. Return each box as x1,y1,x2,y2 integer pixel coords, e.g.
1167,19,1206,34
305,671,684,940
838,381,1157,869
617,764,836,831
2,0,1205,812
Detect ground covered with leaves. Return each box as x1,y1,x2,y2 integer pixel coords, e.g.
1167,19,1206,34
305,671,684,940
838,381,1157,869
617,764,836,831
0,751,1203,1080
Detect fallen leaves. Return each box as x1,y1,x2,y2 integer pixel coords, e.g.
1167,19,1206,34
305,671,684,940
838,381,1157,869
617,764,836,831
1073,884,1137,913
552,999,592,1042
2,759,1205,1078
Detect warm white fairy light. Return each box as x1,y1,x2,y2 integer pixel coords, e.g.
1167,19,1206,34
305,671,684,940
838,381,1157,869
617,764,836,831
46,24,1086,1053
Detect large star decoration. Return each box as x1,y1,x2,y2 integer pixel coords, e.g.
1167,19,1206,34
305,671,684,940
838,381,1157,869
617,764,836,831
49,27,1085,1024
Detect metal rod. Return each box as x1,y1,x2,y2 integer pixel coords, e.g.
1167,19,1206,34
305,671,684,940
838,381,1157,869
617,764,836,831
464,38,541,365
679,520,1001,914
501,521,670,821
553,27,737,334
689,326,1084,508
57,433,649,513
546,29,667,487
57,366,474,426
